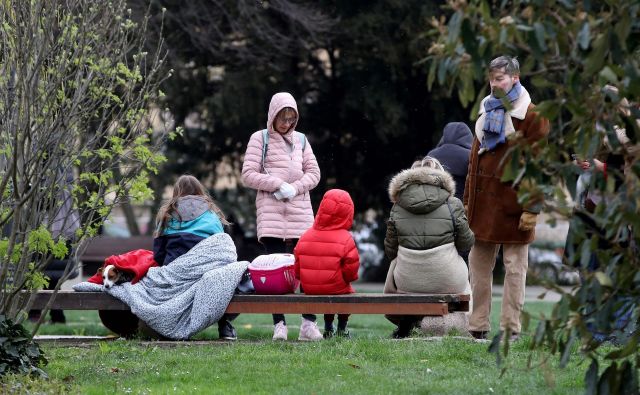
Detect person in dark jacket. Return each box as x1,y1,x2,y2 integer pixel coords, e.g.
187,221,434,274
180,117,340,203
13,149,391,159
153,174,237,340
427,122,473,200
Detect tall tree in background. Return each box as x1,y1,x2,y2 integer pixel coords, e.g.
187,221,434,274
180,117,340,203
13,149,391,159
130,1,468,236
426,1,639,392
304,1,465,209
128,0,336,234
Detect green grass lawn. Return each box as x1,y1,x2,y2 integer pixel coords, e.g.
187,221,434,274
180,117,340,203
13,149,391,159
4,300,587,394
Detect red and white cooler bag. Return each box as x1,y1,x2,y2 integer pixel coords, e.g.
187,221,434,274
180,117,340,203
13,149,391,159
248,254,299,295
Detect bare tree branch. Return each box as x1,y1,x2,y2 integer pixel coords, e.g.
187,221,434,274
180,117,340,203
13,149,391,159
130,0,335,69
0,0,170,327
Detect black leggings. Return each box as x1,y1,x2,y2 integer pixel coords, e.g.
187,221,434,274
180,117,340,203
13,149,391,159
260,237,316,325
324,314,350,330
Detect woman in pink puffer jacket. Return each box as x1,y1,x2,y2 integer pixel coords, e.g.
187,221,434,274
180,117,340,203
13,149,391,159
241,92,322,341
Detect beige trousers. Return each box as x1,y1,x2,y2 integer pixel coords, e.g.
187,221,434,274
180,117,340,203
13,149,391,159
468,240,529,333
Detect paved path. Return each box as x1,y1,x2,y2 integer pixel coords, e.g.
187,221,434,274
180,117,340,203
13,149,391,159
496,284,572,303
353,282,570,302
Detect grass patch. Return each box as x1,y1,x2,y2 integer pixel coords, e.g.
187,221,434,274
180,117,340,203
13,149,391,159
28,311,110,336
8,300,587,394
40,336,584,394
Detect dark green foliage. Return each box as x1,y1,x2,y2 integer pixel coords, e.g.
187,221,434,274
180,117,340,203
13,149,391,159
426,0,640,392
0,316,47,378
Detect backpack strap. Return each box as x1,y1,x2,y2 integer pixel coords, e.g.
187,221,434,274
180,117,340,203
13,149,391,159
298,132,306,151
261,129,269,173
446,199,457,239
261,130,306,172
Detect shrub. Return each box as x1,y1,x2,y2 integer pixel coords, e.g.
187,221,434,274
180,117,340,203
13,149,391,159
0,315,47,378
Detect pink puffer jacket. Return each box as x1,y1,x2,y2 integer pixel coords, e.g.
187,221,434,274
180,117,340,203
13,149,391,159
241,92,321,240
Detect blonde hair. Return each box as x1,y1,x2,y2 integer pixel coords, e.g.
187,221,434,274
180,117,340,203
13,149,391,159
155,175,229,236
411,156,445,171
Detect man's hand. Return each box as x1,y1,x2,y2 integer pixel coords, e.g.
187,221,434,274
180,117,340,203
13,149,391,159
518,211,537,231
574,157,605,172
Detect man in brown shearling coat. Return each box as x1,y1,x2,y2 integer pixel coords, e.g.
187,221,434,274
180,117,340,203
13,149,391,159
464,56,550,341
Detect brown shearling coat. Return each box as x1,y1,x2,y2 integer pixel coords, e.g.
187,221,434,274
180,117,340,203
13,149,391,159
464,103,550,244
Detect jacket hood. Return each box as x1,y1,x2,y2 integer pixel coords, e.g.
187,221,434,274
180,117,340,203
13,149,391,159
388,167,455,214
428,122,472,177
313,189,354,231
267,92,299,135
437,122,473,149
172,195,209,221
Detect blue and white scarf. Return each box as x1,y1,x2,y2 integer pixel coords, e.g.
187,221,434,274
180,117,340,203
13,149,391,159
481,81,522,151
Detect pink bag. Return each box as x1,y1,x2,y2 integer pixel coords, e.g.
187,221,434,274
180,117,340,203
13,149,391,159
248,254,299,295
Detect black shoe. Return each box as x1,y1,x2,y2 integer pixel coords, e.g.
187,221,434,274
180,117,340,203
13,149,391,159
470,331,489,340
336,328,351,338
324,323,335,339
50,310,66,324
392,325,412,339
323,328,334,339
218,321,237,340
28,310,41,323
496,330,520,342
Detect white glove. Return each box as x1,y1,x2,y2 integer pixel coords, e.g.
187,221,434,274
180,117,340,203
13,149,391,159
279,182,297,199
273,190,285,200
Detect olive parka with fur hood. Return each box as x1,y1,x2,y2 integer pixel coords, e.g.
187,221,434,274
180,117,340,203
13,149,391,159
384,165,475,260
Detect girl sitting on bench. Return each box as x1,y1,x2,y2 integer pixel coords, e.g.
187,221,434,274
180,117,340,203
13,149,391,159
153,174,237,340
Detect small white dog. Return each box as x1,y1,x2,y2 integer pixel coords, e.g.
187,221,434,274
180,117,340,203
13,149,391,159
100,264,134,289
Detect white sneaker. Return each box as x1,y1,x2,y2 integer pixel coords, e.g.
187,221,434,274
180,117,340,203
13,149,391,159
272,321,288,341
298,319,323,341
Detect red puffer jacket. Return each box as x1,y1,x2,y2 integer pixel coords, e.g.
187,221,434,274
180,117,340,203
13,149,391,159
294,189,360,295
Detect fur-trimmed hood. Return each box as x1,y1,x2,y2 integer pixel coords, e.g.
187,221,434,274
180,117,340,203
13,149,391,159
388,167,456,214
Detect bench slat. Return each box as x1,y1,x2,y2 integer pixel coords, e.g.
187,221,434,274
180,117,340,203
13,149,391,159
227,301,450,315
30,291,129,310
28,291,469,314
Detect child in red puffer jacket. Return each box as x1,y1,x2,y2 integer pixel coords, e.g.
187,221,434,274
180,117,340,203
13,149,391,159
294,189,360,338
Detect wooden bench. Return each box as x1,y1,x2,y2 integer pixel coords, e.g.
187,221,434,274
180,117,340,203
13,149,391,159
30,290,470,315
29,290,470,338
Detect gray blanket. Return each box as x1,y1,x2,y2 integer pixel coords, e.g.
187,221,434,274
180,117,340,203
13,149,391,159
73,233,248,339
